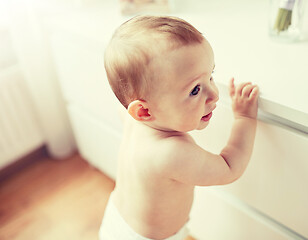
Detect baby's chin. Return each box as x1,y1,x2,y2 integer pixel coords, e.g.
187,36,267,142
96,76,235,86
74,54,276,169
196,121,210,130
149,122,209,133
174,121,210,132
176,124,209,133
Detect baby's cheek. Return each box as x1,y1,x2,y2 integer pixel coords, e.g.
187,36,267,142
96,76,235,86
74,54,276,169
175,116,194,132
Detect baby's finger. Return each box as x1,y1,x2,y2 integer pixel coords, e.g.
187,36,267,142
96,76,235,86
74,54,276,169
229,78,235,97
249,86,259,100
242,84,254,98
236,82,251,97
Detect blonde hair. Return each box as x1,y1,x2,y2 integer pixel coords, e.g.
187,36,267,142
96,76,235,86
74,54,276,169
104,15,204,108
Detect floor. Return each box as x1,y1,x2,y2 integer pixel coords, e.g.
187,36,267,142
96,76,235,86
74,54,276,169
0,152,195,240
0,153,114,240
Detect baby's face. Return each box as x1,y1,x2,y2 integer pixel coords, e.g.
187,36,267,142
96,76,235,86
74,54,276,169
147,41,219,133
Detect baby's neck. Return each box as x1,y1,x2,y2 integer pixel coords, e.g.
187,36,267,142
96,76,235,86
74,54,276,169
138,121,188,138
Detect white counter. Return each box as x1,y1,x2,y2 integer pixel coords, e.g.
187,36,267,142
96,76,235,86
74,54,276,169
46,0,308,133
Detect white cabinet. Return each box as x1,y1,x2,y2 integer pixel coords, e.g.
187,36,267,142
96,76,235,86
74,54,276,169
50,31,122,130
67,105,121,179
48,21,123,178
188,189,290,240
191,101,308,239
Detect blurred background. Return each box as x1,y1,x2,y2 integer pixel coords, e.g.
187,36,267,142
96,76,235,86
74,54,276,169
0,0,308,239
1,0,307,177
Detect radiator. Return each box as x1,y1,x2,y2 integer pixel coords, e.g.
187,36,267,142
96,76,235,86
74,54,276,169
0,65,44,168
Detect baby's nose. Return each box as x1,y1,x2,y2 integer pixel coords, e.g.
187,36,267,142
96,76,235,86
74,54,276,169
206,88,219,104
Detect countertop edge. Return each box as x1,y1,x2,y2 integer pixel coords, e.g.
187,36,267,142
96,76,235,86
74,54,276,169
216,82,308,134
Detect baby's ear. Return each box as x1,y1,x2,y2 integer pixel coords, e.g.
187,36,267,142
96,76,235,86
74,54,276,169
127,100,154,122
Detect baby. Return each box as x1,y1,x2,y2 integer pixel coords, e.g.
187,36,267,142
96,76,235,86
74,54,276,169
99,15,259,240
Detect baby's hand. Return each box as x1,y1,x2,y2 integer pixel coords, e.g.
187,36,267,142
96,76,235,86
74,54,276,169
229,78,259,119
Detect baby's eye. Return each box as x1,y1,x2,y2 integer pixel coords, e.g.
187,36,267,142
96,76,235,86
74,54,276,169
210,70,215,81
190,85,200,96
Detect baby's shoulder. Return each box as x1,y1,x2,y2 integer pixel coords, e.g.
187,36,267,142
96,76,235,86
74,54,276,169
162,134,195,151
161,132,196,147
153,133,196,164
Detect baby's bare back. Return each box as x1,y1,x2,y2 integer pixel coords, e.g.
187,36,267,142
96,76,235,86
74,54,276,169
112,118,194,239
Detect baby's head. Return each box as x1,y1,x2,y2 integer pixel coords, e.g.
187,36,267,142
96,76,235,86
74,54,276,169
105,15,218,132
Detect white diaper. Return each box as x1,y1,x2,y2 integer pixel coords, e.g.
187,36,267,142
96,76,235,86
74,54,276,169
99,193,189,240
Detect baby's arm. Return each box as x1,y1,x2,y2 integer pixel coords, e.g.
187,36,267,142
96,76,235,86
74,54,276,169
163,78,259,186
220,78,259,180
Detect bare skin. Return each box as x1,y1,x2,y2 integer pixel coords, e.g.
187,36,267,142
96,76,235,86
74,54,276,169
112,41,259,239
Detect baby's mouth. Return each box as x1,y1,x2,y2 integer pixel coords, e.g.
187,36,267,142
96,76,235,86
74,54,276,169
201,112,212,122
